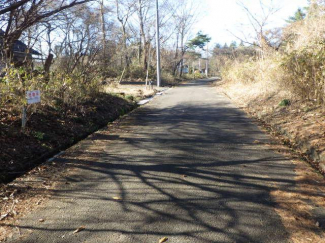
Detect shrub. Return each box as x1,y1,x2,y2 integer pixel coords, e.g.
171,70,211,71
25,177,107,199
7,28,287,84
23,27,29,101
279,99,291,107
0,64,102,117
32,131,50,141
127,65,146,80
281,41,325,104
162,71,178,85
125,95,134,101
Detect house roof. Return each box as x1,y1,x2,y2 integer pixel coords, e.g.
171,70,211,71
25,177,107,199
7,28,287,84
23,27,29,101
0,30,41,56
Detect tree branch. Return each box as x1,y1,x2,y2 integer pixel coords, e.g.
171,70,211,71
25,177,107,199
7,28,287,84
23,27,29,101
0,0,30,15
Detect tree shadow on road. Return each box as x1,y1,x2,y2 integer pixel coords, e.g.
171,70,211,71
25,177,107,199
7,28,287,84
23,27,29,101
3,99,319,243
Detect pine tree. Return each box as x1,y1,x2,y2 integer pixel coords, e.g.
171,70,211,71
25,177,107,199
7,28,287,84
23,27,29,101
230,41,237,49
215,43,222,49
187,32,211,50
287,8,306,23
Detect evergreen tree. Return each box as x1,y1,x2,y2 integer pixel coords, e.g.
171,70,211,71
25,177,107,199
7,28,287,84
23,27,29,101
230,41,237,49
188,31,211,50
287,8,306,23
215,43,222,49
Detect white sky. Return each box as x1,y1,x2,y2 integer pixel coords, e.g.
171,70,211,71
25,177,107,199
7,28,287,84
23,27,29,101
192,0,309,46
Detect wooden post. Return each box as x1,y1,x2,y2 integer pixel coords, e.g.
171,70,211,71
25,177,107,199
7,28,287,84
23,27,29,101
22,106,27,130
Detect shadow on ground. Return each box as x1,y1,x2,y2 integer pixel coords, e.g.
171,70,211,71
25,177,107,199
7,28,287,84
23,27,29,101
2,80,310,243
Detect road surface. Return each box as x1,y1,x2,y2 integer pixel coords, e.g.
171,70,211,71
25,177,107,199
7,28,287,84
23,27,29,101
9,79,295,243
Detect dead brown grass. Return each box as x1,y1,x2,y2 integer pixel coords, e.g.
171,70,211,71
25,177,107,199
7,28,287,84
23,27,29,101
104,82,157,99
271,156,325,243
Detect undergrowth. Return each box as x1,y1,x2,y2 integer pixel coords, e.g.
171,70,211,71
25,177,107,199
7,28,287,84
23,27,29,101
220,3,325,107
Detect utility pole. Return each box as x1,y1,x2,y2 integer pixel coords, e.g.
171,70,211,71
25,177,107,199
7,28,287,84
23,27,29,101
205,43,209,78
155,0,161,87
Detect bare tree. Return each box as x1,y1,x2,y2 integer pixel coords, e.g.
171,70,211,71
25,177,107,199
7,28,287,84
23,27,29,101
0,0,30,15
0,0,93,66
115,0,136,82
171,0,199,76
235,0,281,55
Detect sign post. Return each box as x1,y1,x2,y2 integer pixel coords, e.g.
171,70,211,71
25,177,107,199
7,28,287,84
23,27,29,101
22,106,27,129
26,90,41,104
22,90,41,130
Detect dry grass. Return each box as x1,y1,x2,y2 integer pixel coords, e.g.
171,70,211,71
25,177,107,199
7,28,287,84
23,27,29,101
285,5,325,51
104,82,158,100
221,11,325,107
271,156,325,243
221,79,288,107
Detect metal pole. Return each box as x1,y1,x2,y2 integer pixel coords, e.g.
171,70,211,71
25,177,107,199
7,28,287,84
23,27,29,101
205,43,209,78
155,0,161,87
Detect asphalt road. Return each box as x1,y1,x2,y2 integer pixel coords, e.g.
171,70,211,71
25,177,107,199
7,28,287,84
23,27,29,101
9,79,295,243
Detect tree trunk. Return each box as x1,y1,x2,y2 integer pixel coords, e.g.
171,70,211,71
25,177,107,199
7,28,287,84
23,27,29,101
44,53,54,82
100,0,107,66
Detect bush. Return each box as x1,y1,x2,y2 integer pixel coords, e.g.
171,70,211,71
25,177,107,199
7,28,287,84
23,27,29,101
220,16,325,106
0,64,102,115
162,71,178,85
0,66,45,109
215,3,325,107
127,65,145,79
281,41,325,104
279,99,291,107
221,53,284,90
125,95,134,101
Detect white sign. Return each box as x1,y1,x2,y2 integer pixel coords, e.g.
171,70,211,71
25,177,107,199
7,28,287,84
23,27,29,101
26,90,41,104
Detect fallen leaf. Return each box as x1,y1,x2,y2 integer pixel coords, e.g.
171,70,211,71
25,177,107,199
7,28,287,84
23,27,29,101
0,213,9,221
159,237,168,243
9,189,17,198
113,197,122,201
73,226,85,234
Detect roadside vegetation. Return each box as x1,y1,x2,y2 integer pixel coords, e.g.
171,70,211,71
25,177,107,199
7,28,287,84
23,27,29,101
215,1,325,107
0,0,210,183
0,0,209,117
213,1,325,173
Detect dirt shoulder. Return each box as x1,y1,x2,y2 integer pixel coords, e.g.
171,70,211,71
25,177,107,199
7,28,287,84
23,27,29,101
0,79,165,185
0,92,136,185
216,80,325,174
217,80,325,242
